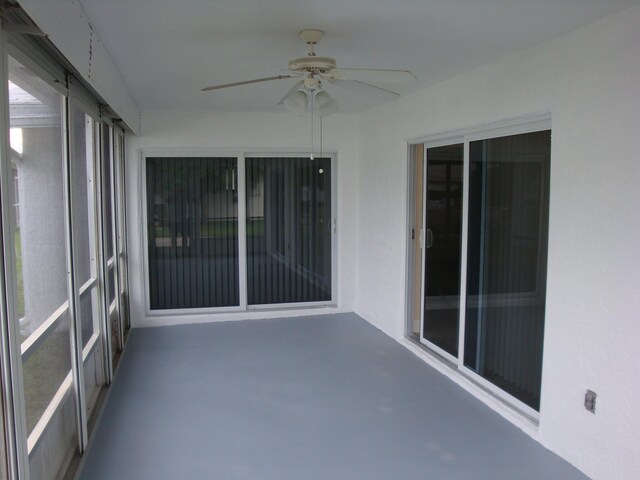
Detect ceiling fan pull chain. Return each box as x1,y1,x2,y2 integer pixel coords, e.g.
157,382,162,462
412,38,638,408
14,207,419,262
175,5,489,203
310,92,315,160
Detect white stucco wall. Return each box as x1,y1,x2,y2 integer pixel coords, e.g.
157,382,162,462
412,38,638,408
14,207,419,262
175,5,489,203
354,5,640,480
126,111,359,327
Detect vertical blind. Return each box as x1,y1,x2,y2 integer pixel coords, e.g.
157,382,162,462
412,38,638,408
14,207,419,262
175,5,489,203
464,130,550,410
146,157,239,309
246,157,332,305
146,156,333,310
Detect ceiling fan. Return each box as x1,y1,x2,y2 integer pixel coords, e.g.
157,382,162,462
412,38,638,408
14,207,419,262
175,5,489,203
201,29,416,116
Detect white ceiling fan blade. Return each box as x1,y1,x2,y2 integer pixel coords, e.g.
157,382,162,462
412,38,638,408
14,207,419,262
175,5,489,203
329,79,400,101
277,80,304,105
328,68,416,84
201,75,295,92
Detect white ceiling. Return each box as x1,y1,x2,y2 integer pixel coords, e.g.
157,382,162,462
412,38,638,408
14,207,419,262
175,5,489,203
79,0,638,114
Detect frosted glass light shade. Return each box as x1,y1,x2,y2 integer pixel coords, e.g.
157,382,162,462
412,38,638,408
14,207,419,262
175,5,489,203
283,90,309,116
315,90,338,116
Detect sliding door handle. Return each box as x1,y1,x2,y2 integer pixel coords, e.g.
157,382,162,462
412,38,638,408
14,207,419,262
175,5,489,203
426,228,434,249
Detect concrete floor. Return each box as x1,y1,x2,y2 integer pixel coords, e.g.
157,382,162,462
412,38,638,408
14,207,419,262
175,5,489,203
79,313,588,479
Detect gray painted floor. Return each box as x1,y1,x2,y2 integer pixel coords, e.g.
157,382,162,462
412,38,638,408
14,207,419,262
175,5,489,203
79,313,588,479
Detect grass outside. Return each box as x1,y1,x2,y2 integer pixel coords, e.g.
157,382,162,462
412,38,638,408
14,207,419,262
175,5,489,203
154,218,265,239
14,229,73,434
22,330,71,434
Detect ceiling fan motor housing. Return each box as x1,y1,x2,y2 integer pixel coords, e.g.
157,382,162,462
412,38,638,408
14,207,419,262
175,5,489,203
288,56,337,75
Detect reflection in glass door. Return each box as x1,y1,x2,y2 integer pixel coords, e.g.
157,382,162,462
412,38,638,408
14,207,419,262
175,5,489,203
421,144,464,358
464,131,551,411
146,157,240,309
246,157,332,306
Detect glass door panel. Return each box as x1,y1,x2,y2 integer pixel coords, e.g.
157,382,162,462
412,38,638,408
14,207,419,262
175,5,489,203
422,144,463,358
246,157,332,305
146,157,240,309
464,130,551,410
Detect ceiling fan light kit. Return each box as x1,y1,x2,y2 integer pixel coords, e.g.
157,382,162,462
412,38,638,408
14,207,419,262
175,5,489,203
281,88,337,116
315,90,338,116
201,27,416,115
283,89,309,116
200,28,416,160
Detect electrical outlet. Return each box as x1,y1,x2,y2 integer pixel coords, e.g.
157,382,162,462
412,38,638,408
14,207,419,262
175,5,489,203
584,390,597,413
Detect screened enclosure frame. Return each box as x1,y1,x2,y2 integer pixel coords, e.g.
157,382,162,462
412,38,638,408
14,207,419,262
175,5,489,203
0,26,131,480
405,114,552,422
140,149,338,316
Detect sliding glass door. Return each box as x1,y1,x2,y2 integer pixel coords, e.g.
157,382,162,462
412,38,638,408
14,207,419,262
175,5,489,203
246,157,332,305
410,123,551,414
421,144,463,358
146,157,240,309
464,131,550,410
144,154,334,312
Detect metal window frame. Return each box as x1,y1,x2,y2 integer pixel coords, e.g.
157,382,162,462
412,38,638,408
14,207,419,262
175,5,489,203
97,117,118,383
67,75,111,452
0,28,29,480
19,302,69,362
113,127,130,335
140,150,246,315
63,76,89,456
104,124,122,344
416,138,465,366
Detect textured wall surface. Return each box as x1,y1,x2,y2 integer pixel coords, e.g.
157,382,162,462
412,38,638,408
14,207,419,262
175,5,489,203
126,111,359,327
354,5,640,479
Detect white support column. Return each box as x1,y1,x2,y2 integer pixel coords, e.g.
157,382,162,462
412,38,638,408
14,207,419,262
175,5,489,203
237,154,248,309
96,115,113,385
64,76,88,453
457,139,471,370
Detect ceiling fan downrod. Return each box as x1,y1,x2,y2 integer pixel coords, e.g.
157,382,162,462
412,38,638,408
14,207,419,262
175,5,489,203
300,29,324,57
